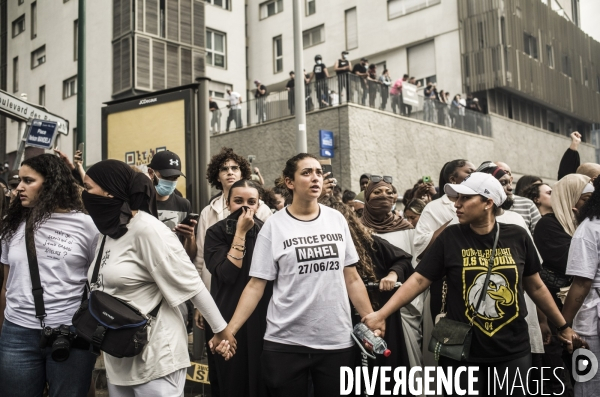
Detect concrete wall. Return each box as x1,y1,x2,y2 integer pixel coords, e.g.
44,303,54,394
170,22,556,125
209,106,351,196
209,103,595,196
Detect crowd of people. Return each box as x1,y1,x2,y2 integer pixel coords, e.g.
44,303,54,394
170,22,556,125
0,129,598,397
209,51,485,135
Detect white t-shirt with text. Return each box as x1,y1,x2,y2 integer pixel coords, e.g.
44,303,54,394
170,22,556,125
90,211,205,386
1,212,99,329
249,205,359,350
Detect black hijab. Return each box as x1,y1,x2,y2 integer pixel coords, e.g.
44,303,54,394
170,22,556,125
82,160,158,239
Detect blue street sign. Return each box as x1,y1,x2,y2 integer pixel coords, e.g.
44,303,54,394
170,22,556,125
320,149,333,158
319,129,334,150
26,119,58,150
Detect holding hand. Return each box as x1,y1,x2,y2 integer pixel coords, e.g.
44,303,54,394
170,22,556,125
361,311,386,338
379,272,398,291
175,219,197,239
54,148,75,170
209,327,238,360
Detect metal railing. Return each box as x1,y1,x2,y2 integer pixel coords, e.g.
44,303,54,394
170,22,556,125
209,74,491,137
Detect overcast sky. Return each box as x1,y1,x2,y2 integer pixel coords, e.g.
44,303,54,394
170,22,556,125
580,0,600,42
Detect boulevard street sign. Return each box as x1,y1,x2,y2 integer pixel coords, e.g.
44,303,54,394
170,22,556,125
0,90,69,135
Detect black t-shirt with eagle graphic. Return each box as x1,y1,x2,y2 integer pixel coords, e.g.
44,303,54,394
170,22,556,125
417,222,541,362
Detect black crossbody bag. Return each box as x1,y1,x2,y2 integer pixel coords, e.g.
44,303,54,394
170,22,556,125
428,224,500,362
72,235,161,358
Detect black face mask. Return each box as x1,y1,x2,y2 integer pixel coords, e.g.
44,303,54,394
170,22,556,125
82,191,131,239
225,206,255,236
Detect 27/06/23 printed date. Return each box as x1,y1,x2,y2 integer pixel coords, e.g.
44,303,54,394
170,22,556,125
298,260,340,274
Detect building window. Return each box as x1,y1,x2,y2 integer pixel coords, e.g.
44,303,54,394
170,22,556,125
306,0,316,15
546,45,554,68
206,29,226,68
387,0,441,19
39,85,45,107
31,2,37,39
273,36,283,73
345,8,357,50
260,0,283,20
18,0,24,4
31,45,46,69
209,90,225,99
205,0,230,10
562,55,571,77
302,25,324,49
523,33,538,59
13,57,18,93
63,76,77,98
584,67,589,87
597,75,600,93
12,15,25,38
74,20,78,61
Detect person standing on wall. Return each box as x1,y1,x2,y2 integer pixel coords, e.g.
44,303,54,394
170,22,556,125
308,55,330,109
352,58,369,106
254,80,268,124
334,51,352,101
209,97,221,134
226,88,243,131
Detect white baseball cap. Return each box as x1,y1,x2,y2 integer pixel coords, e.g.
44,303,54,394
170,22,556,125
444,172,507,206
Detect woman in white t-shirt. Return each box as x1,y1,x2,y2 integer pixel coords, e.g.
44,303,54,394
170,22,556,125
211,153,380,397
563,177,600,395
0,154,99,397
80,160,234,397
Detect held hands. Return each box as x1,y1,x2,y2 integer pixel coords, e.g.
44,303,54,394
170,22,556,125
175,219,197,240
379,272,398,291
361,311,386,338
236,207,255,235
209,327,238,361
539,320,552,345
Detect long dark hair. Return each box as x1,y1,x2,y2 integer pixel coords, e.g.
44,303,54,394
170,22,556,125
438,159,468,195
276,153,319,197
515,175,543,196
576,177,600,224
0,154,84,241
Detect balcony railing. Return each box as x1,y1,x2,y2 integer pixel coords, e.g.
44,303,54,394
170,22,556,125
209,74,491,137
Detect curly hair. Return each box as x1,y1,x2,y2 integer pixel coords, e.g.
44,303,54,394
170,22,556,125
0,154,84,241
206,147,252,191
577,177,600,224
321,198,377,283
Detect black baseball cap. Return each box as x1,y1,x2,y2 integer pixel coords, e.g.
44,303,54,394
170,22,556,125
148,150,185,178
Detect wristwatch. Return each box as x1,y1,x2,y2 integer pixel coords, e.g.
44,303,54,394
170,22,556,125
557,322,572,332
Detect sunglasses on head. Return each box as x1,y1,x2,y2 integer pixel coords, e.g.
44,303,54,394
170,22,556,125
370,175,393,184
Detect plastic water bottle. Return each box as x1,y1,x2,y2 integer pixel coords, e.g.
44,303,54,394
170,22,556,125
353,323,391,357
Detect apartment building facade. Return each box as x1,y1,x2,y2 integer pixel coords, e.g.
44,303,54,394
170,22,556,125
0,0,599,166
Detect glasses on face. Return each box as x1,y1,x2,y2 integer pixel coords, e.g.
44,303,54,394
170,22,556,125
370,175,393,184
219,165,240,173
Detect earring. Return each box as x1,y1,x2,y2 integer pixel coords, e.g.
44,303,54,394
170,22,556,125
485,207,489,210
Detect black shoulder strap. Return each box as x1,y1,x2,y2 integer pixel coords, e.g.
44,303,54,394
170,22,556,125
470,223,500,324
24,222,45,327
91,235,107,285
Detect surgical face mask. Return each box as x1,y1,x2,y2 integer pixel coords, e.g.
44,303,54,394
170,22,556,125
343,54,348,60
155,177,177,197
364,63,369,68
316,60,322,65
